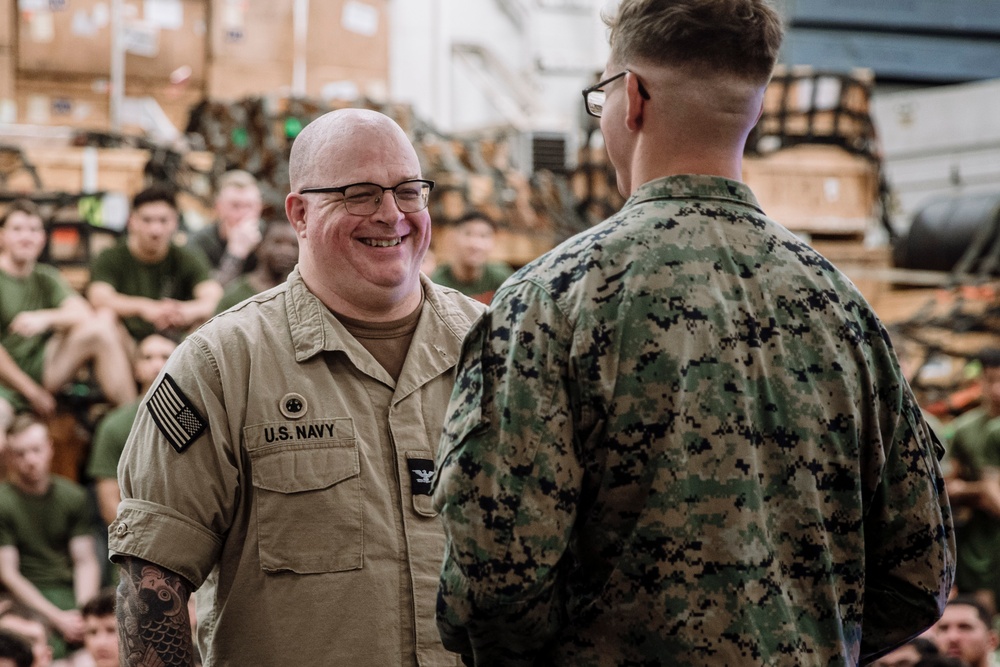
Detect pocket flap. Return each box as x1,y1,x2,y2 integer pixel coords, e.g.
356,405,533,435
251,444,359,493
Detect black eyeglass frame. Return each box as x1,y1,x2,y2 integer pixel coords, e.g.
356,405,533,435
581,70,650,119
298,179,436,214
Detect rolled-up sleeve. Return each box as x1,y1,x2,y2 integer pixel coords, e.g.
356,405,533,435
109,336,240,589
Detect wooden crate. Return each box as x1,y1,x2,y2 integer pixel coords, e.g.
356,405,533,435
759,65,875,142
743,145,878,236
3,145,149,195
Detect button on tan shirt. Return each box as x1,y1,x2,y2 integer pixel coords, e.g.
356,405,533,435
109,269,484,666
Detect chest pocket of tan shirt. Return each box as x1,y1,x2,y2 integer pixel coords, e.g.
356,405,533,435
246,418,361,574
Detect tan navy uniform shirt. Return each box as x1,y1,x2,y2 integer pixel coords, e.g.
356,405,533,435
109,269,484,666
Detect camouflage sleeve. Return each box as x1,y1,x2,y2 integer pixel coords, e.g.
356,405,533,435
860,393,955,662
433,282,581,665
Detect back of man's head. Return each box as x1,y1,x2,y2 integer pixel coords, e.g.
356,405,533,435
604,0,783,84
132,186,178,213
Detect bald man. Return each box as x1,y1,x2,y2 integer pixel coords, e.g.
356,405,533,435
109,109,483,666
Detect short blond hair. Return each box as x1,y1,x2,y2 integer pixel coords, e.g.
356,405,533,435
216,170,259,192
7,413,44,438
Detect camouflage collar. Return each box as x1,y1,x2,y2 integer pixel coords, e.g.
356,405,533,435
626,174,764,214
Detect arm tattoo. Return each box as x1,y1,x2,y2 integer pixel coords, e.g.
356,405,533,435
117,557,195,667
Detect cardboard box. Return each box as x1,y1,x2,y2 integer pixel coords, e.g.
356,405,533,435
14,75,200,134
207,0,388,100
0,0,12,48
17,0,207,83
0,47,13,106
743,145,879,236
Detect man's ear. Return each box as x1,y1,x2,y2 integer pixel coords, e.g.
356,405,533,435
624,72,646,131
285,194,307,239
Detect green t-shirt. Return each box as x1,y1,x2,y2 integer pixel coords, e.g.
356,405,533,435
0,477,91,591
89,241,212,340
86,401,141,480
430,262,513,303
214,275,258,315
947,407,1000,601
0,263,74,380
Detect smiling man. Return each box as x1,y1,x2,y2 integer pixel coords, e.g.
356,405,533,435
109,109,483,666
87,188,222,343
0,200,135,449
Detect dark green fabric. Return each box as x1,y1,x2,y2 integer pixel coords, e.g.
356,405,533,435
0,477,91,590
89,241,212,340
0,264,73,381
86,401,141,480
430,262,513,300
214,276,258,315
948,407,1000,603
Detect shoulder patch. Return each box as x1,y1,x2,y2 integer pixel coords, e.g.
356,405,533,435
146,373,208,453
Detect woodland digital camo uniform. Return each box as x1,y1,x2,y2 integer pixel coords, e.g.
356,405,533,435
433,175,955,666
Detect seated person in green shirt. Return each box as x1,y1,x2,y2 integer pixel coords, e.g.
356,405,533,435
431,211,514,304
0,414,100,657
214,217,299,314
0,200,136,449
86,187,223,344
87,333,176,527
946,349,1000,615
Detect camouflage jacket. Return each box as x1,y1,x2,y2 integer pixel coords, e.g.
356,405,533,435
432,175,954,667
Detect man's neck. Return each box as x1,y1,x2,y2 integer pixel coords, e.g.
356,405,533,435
629,136,744,194
127,238,169,263
451,263,484,284
302,273,424,323
13,475,51,496
0,253,35,278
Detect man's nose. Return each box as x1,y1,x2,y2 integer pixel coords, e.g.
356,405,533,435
373,191,404,222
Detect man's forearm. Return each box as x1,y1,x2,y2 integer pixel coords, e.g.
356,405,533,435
0,569,68,623
117,556,195,667
73,557,101,607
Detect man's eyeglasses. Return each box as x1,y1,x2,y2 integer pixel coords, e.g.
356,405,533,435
581,70,650,118
298,179,435,216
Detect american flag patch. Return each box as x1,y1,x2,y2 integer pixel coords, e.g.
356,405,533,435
146,373,208,453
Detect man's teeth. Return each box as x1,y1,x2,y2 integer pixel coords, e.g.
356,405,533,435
362,238,402,247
